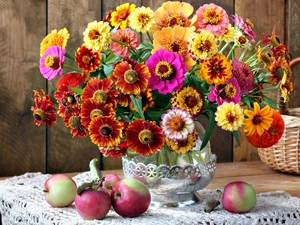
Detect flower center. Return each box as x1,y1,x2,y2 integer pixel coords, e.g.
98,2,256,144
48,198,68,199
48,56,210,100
199,40,212,52
89,30,100,40
93,90,107,102
226,112,236,124
268,126,278,135
238,36,247,45
138,13,149,25
155,61,175,80
275,66,286,79
90,109,104,119
124,69,138,84
69,116,81,129
82,54,92,64
212,63,221,75
203,7,221,24
45,55,59,69
138,129,153,144
252,115,262,125
100,125,112,136
33,109,45,121
225,84,237,98
185,96,197,108
166,14,184,27
166,40,185,55
170,117,185,131
118,10,127,19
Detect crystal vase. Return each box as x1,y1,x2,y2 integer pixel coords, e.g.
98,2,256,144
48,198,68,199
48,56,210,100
122,121,217,207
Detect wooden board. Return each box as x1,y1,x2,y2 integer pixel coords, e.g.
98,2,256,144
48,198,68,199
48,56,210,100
0,0,47,176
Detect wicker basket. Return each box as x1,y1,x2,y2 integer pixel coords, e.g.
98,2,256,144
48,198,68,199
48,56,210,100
257,115,300,174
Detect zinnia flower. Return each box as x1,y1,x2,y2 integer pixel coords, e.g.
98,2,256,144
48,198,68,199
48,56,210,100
128,6,156,33
165,130,198,154
56,72,84,90
31,90,57,126
188,30,218,61
231,14,256,42
197,53,232,85
171,86,204,116
146,49,188,94
75,44,101,72
232,59,254,94
126,119,164,155
195,3,229,36
215,102,244,131
243,102,273,136
111,28,140,57
39,46,65,80
152,26,196,68
208,77,241,105
160,108,194,141
83,20,111,52
40,28,69,57
110,3,136,29
89,116,123,147
218,24,239,43
112,60,150,95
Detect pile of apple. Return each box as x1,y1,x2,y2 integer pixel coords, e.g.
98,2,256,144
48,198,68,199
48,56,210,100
43,159,151,219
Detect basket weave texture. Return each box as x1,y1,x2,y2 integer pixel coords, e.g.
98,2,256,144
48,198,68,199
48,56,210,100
258,115,300,174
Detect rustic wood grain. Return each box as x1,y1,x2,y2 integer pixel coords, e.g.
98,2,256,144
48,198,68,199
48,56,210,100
287,0,300,108
233,0,286,162
0,0,47,176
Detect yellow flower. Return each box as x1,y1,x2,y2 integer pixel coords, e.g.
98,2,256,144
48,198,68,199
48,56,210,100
83,21,111,52
40,28,70,57
188,30,218,61
218,24,239,43
110,3,136,29
152,26,195,68
128,6,155,34
215,102,244,131
165,130,198,154
243,102,273,136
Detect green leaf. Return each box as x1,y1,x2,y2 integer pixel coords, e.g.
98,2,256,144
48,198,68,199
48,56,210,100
144,109,167,122
130,95,145,120
262,95,278,110
200,109,216,150
233,130,241,146
68,86,83,95
103,64,113,77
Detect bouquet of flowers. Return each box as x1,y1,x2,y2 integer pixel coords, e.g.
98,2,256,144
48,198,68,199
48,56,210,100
32,1,293,164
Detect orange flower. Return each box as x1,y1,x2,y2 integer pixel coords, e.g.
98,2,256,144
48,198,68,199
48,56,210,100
152,26,196,68
151,1,196,33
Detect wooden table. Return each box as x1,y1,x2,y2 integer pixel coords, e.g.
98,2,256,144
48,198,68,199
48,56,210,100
64,160,300,197
0,160,299,197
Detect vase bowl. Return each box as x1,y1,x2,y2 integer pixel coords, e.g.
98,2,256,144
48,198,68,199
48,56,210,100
122,153,217,207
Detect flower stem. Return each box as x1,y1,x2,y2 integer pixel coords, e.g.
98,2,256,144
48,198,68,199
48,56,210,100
63,64,81,73
65,52,75,61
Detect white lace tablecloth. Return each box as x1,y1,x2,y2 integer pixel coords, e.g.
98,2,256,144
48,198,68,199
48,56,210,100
0,172,300,225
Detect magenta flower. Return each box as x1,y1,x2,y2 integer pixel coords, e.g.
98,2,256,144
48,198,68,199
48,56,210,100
146,49,188,94
208,77,241,105
39,46,65,80
231,14,256,42
110,28,140,57
232,59,254,94
195,3,229,36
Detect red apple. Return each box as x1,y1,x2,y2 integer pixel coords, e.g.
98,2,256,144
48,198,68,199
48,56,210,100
222,181,256,213
102,174,122,195
111,178,151,217
75,187,111,220
43,174,77,207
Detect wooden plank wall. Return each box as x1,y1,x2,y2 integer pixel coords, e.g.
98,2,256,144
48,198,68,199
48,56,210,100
0,0,298,176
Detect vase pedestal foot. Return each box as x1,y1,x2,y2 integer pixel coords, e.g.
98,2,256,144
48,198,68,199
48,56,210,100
150,191,202,208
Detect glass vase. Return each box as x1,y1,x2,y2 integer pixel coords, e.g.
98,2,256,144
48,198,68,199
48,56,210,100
122,121,217,207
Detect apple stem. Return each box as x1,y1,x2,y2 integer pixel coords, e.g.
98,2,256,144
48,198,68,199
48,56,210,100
43,189,48,193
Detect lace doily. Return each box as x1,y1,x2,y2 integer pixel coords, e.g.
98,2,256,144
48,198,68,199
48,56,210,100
0,172,300,225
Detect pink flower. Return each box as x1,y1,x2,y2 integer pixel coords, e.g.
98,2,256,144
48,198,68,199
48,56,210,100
110,28,140,57
146,49,188,94
232,59,254,94
231,14,256,42
208,77,241,105
195,3,229,36
39,46,65,80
